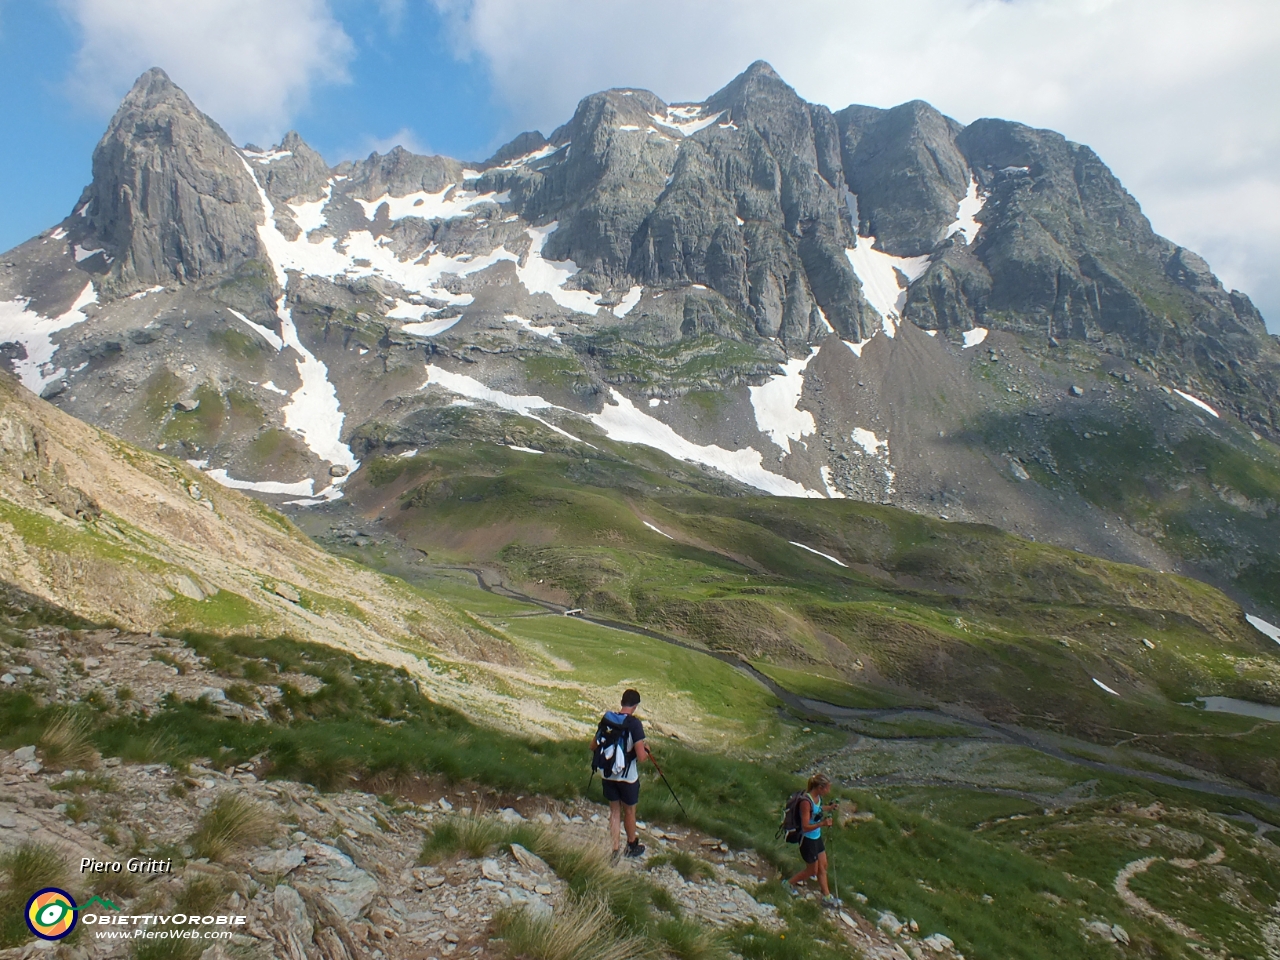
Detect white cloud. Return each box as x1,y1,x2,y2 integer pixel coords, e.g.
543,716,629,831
433,0,1280,329
358,125,434,157
60,0,354,146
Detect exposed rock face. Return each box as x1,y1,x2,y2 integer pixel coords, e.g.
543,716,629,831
76,68,267,296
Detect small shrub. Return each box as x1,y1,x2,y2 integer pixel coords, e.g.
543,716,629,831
38,713,98,770
116,686,134,702
188,794,274,861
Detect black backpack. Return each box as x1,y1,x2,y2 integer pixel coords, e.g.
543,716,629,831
592,712,634,778
777,791,809,843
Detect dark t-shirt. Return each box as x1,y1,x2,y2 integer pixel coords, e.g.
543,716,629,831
603,713,645,782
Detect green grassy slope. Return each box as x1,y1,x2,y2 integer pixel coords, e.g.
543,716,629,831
337,438,1280,794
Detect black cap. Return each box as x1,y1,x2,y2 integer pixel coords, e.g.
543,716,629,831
621,688,641,707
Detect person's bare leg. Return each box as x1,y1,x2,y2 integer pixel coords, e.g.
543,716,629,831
623,803,638,845
789,862,817,886
816,853,830,897
609,801,622,851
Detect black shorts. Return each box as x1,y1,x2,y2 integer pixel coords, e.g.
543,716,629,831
602,778,640,806
800,836,825,864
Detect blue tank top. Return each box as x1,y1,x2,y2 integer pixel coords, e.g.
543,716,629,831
803,793,823,840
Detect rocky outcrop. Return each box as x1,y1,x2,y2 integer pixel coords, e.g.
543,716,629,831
76,68,268,297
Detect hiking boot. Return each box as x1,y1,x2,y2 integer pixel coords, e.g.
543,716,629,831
625,840,646,858
822,894,843,910
782,881,800,897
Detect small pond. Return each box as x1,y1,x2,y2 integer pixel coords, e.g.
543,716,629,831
1194,696,1280,722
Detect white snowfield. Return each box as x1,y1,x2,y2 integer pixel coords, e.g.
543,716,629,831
649,105,726,137
1093,678,1120,696
844,236,930,329
1246,614,1280,646
227,308,284,352
129,285,165,300
749,349,819,455
0,282,97,393
851,427,889,457
288,185,331,235
643,520,674,539
402,316,463,337
518,223,602,315
239,156,360,488
962,327,989,349
946,178,986,246
820,466,846,498
421,365,822,498
615,285,644,318
504,314,560,341
1174,389,1220,418
355,183,507,222
201,469,317,497
789,541,848,567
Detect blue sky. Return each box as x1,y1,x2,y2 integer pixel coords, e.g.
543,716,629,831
1,0,1276,329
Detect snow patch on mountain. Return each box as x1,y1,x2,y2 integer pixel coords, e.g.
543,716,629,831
789,541,848,567
518,224,601,315
202,469,316,497
845,235,930,322
852,428,888,457
820,466,845,498
946,178,986,246
1245,614,1280,646
288,184,332,235
239,157,359,480
649,105,725,137
1175,389,1220,418
1093,678,1120,696
227,309,283,352
615,285,644,318
355,183,506,222
387,300,437,321
504,314,560,341
590,390,821,498
0,282,97,393
748,348,818,455
129,285,165,300
402,316,463,337
963,327,989,349
73,245,108,263
421,365,821,498
643,521,674,539
421,365,586,443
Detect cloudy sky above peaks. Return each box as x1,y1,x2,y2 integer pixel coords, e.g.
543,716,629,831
1,0,1277,329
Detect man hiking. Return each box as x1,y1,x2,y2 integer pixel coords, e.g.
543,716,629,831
784,773,841,908
592,688,651,858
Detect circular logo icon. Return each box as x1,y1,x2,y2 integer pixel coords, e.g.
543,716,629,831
26,888,78,941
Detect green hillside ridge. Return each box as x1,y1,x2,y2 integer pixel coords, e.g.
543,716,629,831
335,435,1280,795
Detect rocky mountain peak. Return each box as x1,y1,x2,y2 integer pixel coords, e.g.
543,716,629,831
76,67,268,297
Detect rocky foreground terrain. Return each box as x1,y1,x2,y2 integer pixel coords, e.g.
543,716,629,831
0,624,973,960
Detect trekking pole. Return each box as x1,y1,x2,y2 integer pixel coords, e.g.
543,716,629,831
585,765,596,798
647,754,688,818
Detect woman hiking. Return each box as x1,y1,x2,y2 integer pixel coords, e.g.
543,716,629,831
784,773,842,908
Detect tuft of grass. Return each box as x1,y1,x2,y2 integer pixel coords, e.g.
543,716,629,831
52,772,116,794
188,794,274,861
494,896,651,960
0,842,70,948
655,917,729,960
38,713,99,771
0,841,67,890
419,815,512,863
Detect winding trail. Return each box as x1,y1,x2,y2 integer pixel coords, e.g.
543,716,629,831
444,565,1280,810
